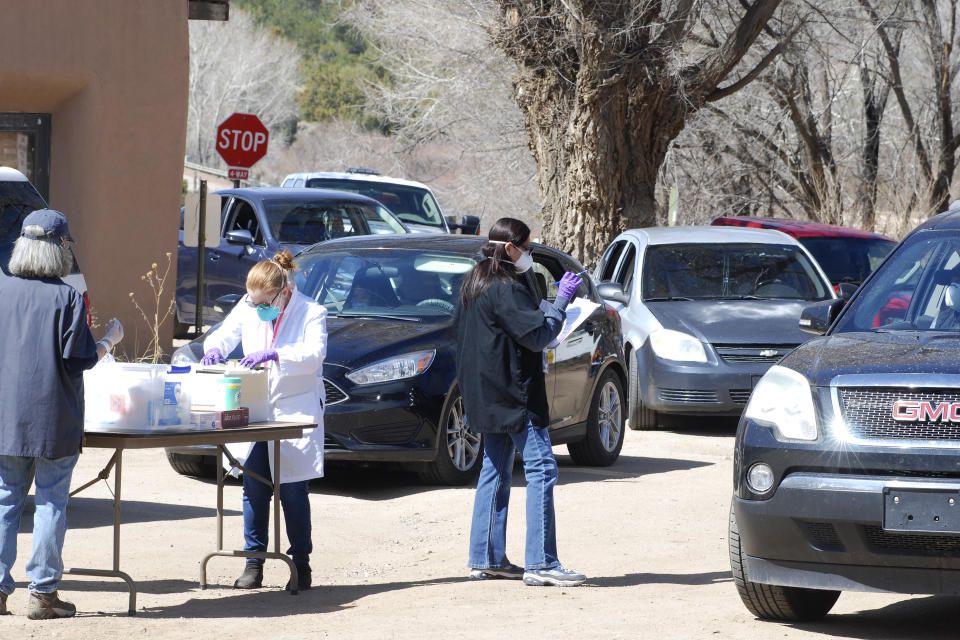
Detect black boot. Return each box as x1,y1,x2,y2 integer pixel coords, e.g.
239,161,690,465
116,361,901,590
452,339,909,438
234,563,263,589
286,563,311,591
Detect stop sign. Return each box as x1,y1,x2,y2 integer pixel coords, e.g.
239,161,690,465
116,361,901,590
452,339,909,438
215,113,269,176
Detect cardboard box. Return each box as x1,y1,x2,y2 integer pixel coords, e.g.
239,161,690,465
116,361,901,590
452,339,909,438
190,407,249,430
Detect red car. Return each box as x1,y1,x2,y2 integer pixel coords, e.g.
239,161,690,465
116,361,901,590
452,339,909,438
711,217,896,287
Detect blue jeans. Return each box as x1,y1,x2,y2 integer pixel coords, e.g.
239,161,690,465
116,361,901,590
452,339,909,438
242,442,312,566
0,454,79,595
468,420,559,571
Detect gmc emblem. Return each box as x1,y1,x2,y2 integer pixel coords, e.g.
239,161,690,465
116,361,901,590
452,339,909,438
892,400,960,422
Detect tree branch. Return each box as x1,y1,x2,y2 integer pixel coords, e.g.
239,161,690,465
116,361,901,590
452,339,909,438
707,18,803,102
689,0,784,92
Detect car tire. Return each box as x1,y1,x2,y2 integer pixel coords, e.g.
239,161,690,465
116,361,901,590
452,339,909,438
628,349,658,430
729,504,839,621
418,385,483,486
166,451,217,479
567,370,625,466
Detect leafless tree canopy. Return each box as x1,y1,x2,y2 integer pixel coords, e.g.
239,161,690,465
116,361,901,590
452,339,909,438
187,8,299,167
346,0,540,234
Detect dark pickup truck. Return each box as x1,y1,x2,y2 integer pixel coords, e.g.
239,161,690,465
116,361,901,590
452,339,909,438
175,187,407,334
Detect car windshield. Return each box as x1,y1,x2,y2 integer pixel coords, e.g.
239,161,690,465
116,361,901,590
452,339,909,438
304,178,445,230
798,236,895,285
295,248,474,319
833,230,960,333
263,200,405,244
642,242,831,301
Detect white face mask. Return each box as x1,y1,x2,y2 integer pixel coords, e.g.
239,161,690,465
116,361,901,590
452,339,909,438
513,249,533,274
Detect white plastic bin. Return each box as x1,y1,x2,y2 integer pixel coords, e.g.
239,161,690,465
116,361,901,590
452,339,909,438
84,363,167,431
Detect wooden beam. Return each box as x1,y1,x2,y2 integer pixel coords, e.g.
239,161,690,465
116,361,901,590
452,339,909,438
189,0,229,21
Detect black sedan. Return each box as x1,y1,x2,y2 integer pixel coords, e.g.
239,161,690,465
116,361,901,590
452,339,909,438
170,234,628,485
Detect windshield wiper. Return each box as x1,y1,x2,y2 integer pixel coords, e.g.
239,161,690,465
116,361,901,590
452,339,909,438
714,295,763,300
334,312,421,322
644,296,695,302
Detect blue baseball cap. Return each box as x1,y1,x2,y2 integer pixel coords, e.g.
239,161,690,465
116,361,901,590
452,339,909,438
20,209,73,242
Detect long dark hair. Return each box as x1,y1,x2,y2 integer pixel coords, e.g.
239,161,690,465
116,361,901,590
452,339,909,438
460,217,531,306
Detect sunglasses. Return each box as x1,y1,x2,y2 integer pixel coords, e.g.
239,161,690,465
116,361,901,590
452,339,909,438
244,289,282,310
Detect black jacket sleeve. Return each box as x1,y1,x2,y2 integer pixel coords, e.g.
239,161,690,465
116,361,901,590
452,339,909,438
515,295,570,351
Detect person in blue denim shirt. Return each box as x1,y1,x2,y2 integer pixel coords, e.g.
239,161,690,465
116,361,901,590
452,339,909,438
455,217,586,587
0,209,122,619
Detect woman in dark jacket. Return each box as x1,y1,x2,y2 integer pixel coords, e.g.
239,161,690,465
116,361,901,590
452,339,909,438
455,217,586,587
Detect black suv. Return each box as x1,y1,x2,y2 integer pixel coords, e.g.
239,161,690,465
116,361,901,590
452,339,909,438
731,208,960,621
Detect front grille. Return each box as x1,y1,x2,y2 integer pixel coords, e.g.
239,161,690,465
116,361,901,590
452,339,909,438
802,521,844,551
863,525,960,556
657,388,719,404
729,389,752,404
323,434,348,451
324,379,349,405
838,388,960,442
352,423,419,445
714,344,797,364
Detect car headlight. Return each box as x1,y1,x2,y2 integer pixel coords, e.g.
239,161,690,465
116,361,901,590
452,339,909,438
345,350,436,385
649,329,708,363
744,365,818,441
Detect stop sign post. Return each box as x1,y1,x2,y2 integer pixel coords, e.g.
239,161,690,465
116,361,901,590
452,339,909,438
215,112,269,183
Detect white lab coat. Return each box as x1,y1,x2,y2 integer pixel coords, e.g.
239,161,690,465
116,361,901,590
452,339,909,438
204,288,327,483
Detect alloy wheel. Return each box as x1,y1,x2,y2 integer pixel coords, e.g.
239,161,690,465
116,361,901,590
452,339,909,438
446,394,481,471
598,381,623,452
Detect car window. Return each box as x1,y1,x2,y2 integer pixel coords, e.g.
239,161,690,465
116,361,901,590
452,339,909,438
362,205,407,235
833,231,957,332
304,178,445,230
598,240,626,282
281,178,295,187
0,180,47,245
799,237,896,284
297,248,474,318
642,243,831,301
614,243,636,294
531,261,558,302
264,202,370,244
226,199,264,245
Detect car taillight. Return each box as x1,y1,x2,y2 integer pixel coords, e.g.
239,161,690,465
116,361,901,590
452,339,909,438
83,292,93,327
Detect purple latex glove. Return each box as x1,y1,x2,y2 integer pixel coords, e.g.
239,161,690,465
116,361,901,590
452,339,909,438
240,349,278,369
557,271,583,300
201,347,224,366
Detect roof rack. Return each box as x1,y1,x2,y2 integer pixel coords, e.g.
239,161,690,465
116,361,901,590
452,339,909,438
346,167,381,176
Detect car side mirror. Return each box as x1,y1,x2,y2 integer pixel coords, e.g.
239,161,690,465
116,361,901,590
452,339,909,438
799,299,845,335
225,229,254,245
597,281,629,305
836,282,858,301
214,294,242,316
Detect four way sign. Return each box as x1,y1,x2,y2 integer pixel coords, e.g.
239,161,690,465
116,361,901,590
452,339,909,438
216,113,269,180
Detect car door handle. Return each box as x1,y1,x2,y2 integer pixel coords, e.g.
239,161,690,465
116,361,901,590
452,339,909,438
208,253,220,262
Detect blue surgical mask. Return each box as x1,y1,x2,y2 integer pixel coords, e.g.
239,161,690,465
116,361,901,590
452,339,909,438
256,304,281,322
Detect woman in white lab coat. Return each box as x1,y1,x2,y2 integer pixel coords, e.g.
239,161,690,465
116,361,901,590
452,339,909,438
201,248,326,591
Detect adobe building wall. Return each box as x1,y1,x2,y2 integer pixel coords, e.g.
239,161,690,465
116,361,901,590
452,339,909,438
0,1,189,358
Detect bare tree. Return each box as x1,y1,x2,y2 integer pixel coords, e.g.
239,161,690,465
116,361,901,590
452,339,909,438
346,0,540,234
860,0,960,216
187,8,300,167
491,1,801,261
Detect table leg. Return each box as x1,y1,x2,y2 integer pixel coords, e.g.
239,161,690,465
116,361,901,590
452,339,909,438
65,448,137,616
199,440,298,594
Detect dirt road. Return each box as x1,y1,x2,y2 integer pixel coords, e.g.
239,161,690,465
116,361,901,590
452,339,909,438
3,426,960,639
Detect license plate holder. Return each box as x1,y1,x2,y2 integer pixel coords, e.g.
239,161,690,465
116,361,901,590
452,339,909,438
883,487,960,533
